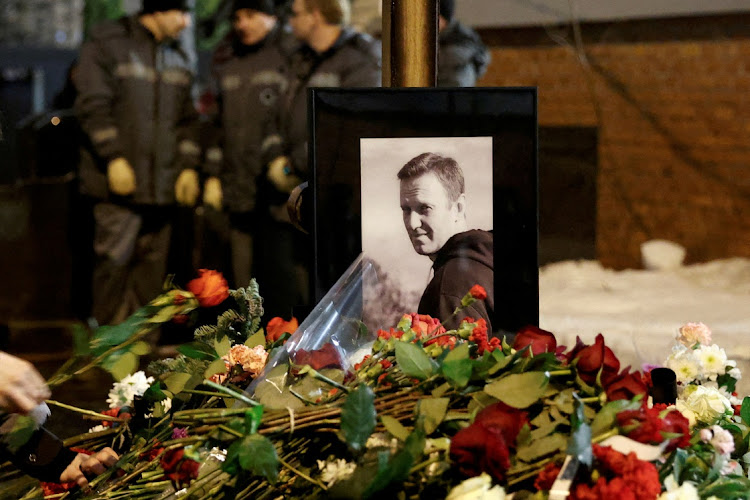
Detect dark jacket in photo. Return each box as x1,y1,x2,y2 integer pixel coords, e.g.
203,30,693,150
418,229,495,331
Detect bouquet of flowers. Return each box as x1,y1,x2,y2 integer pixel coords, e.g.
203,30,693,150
7,260,750,500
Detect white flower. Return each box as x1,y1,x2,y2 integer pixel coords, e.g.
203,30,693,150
28,402,50,429
722,460,742,476
657,476,699,500
695,344,728,380
366,432,398,451
728,366,742,381
106,371,154,408
316,458,355,486
88,424,108,433
706,425,735,456
676,322,712,347
665,348,701,385
446,473,506,500
676,385,732,426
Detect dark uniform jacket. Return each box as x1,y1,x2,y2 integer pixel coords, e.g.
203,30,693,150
0,414,76,482
418,229,495,331
208,25,295,213
266,28,381,177
438,20,490,87
75,15,201,205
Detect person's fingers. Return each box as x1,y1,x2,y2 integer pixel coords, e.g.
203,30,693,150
82,456,107,476
7,389,37,414
96,447,120,467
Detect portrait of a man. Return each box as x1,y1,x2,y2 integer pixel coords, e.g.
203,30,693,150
360,136,494,332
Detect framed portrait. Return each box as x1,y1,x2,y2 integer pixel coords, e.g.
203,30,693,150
309,88,538,336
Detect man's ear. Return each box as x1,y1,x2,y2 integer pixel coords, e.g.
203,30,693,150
454,193,466,220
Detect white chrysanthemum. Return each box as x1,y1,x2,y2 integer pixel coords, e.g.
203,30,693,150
366,433,398,451
106,371,154,409
446,473,506,500
696,344,728,380
657,476,699,500
665,350,701,384
676,385,732,426
728,367,742,381
316,458,356,486
88,424,108,433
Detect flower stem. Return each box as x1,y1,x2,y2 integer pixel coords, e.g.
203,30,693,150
203,380,258,406
278,456,327,490
592,428,619,444
45,399,125,422
547,370,572,376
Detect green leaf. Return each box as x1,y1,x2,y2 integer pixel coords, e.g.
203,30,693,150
395,342,437,380
442,358,472,388
417,397,449,435
484,371,549,408
364,430,425,498
230,434,279,482
204,358,228,380
177,341,219,361
245,330,266,348
130,341,151,356
103,351,138,381
340,384,377,453
2,416,37,453
740,397,750,426
214,335,231,357
591,399,642,437
444,342,469,362
164,372,193,394
381,415,409,441
72,323,91,356
244,406,264,435
516,432,567,462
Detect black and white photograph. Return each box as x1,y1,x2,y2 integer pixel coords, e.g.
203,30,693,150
360,136,494,331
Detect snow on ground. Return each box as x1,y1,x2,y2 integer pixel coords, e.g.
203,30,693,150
539,257,750,394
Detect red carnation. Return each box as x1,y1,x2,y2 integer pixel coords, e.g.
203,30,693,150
187,269,229,307
160,448,200,486
513,325,557,356
535,462,562,491
469,284,487,300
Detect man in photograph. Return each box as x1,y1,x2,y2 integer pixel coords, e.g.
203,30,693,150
398,152,494,331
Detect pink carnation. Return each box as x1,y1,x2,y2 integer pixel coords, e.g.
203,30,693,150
210,344,268,383
677,322,712,347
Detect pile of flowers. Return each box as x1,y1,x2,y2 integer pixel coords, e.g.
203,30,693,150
6,271,750,500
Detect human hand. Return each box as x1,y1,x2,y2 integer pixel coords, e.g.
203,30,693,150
0,351,50,414
203,176,223,210
60,447,119,489
175,168,200,206
107,157,136,196
266,156,302,194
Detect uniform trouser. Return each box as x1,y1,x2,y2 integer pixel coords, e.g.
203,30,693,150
90,202,172,326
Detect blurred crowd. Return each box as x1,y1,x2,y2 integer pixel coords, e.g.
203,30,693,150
23,0,490,339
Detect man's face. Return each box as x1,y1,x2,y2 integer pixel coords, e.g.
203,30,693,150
154,10,191,40
290,0,315,42
400,172,464,258
233,8,277,46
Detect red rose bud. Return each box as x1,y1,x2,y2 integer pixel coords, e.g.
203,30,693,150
512,325,557,356
567,334,620,386
173,293,186,305
186,269,229,307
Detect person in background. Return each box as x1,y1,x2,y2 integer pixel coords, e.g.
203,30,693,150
0,351,118,488
398,152,494,330
437,0,490,87
75,0,202,326
259,0,381,320
203,0,294,291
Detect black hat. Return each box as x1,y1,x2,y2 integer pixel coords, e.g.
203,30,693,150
141,0,188,14
231,0,276,15
439,0,455,21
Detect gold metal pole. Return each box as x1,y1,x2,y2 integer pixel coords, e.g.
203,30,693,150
382,0,438,87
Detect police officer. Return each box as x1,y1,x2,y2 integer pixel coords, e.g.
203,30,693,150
204,0,294,291
75,0,202,325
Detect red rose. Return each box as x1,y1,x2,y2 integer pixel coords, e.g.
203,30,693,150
512,325,557,356
187,269,229,307
292,343,341,371
266,316,298,343
160,448,185,471
449,402,528,481
450,423,511,480
160,448,200,486
469,284,487,300
567,334,620,386
606,369,648,402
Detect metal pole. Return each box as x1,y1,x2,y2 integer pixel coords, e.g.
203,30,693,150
382,0,438,88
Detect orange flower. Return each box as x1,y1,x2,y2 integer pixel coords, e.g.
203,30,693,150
469,284,487,300
186,269,229,307
266,316,298,343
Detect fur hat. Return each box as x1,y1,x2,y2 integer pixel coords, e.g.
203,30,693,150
231,0,276,15
439,0,455,21
141,0,188,14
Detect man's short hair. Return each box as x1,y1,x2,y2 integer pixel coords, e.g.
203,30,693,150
397,152,465,202
303,0,350,26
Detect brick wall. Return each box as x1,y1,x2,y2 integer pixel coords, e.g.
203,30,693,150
478,15,750,269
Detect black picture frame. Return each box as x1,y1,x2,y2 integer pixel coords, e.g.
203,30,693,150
309,87,538,335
